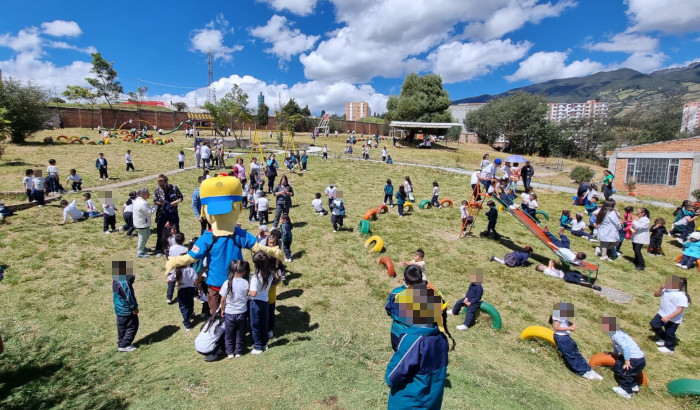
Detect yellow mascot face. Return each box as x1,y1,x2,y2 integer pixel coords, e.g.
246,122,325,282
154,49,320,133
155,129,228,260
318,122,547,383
199,175,243,236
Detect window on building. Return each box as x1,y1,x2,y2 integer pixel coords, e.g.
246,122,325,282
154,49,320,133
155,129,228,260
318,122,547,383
625,158,680,185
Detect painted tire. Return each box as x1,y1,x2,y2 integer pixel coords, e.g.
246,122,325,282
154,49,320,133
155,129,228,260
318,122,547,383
120,130,129,134
419,199,432,209
439,198,454,207
87,141,96,145
70,139,83,144
56,135,69,141
536,210,549,220
363,209,378,220
357,219,370,234
96,141,104,145
69,136,80,141
519,326,555,346
365,235,384,253
404,201,413,211
378,256,395,277
376,204,389,214
589,353,648,386
668,379,700,396
461,301,501,330
80,136,90,140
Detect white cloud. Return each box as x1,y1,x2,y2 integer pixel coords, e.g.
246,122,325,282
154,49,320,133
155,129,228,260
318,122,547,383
0,27,43,57
151,74,388,116
626,0,700,34
41,20,82,37
189,15,242,61
300,0,572,83
585,33,658,53
257,0,319,16
0,53,92,90
250,15,319,66
428,39,532,83
614,51,667,72
47,41,97,55
506,51,605,82
464,0,577,41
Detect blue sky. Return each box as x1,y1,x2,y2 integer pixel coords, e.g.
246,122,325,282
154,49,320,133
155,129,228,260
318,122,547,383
1,0,699,115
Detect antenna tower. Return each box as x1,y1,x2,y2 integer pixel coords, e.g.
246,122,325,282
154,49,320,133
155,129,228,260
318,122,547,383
207,49,215,103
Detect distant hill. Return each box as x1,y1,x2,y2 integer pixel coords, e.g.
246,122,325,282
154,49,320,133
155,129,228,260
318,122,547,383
453,62,700,115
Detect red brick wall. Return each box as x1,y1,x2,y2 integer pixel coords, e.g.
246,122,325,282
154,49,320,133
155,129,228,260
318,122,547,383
618,137,700,153
613,157,694,200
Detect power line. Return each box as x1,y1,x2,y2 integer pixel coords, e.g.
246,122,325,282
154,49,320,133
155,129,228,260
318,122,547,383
136,79,206,90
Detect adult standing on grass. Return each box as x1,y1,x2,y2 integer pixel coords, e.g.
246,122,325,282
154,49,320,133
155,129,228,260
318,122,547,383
266,154,278,193
233,157,246,181
630,208,650,271
133,188,157,258
521,161,534,192
273,174,294,229
195,140,202,169
594,199,622,261
154,175,184,256
602,170,615,200
250,157,262,185
201,142,212,170
96,153,109,180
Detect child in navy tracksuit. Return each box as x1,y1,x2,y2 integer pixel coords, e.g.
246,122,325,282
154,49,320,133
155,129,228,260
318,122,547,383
112,262,139,352
490,246,533,267
280,214,293,262
385,266,450,410
482,200,499,239
448,272,483,331
383,179,394,207
550,302,602,380
601,316,646,399
386,265,424,351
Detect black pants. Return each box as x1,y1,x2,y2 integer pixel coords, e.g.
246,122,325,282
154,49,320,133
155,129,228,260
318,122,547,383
602,185,613,200
26,189,33,202
178,161,184,170
126,163,134,172
632,242,645,269
249,205,257,221
122,212,135,236
258,210,269,225
72,182,82,191
155,214,179,253
650,314,679,351
178,287,196,329
32,190,45,205
99,167,109,179
615,357,646,394
486,220,498,236
104,214,116,232
384,194,393,206
332,214,343,230
167,281,176,301
267,176,276,193
302,161,307,170
116,314,139,348
648,237,663,255
273,204,289,228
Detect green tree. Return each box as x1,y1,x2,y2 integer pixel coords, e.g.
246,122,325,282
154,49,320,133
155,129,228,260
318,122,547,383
611,93,683,146
256,102,269,126
85,52,123,128
0,79,51,143
204,84,252,147
301,104,312,117
277,99,304,134
63,85,99,129
557,117,614,162
173,102,188,112
0,107,9,159
385,73,452,123
127,85,148,113
466,93,548,154
48,97,66,104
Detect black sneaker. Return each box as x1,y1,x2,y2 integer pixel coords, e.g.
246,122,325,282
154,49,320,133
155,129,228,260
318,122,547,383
489,255,495,262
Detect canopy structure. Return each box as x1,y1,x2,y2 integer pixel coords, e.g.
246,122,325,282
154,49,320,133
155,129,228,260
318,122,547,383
389,121,464,142
187,112,215,130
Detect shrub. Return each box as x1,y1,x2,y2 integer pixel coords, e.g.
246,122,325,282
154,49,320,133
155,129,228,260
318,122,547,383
692,189,700,202
570,166,594,184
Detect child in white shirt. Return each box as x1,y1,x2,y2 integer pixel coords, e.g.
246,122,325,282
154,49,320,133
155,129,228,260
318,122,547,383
173,261,200,331
312,192,328,215
32,170,47,206
66,169,82,192
60,199,88,224
83,192,101,217
460,200,473,236
101,193,117,234
255,192,269,225
220,260,250,358
178,151,185,169
166,233,189,304
23,169,34,202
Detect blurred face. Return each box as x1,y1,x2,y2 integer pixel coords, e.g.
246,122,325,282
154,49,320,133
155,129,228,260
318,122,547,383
665,276,681,289
470,274,483,283
553,302,574,318
601,317,617,333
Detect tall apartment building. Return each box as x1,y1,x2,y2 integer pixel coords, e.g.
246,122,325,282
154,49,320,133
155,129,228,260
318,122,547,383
346,101,371,121
546,99,609,123
681,101,700,134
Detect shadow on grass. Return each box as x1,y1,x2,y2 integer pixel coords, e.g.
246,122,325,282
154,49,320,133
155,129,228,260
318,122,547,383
292,250,305,259
269,305,319,343
134,324,179,347
283,270,302,283
277,288,304,301
292,221,307,228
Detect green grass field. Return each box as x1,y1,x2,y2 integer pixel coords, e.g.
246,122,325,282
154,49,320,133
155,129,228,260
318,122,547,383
0,130,698,409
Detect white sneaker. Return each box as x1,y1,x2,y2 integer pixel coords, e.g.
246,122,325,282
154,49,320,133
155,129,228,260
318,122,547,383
166,299,172,304
284,258,292,263
251,348,264,355
155,252,163,257
589,238,599,242
456,324,468,331
655,339,665,346
600,256,611,261
105,230,111,235
228,354,234,359
675,263,682,267
592,370,603,380
658,346,674,354
235,354,241,358
446,310,455,316
117,345,138,352
631,385,639,392
595,247,601,256
677,238,685,244
582,370,597,380
682,265,689,270
333,230,337,233
612,386,632,399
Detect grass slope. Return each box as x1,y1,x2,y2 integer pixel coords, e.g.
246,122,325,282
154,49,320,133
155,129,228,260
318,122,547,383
0,133,698,409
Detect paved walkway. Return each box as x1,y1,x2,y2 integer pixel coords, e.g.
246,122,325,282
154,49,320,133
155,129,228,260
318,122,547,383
334,155,676,209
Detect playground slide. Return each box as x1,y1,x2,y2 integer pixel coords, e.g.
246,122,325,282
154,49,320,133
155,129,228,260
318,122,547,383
161,120,191,135
491,194,599,279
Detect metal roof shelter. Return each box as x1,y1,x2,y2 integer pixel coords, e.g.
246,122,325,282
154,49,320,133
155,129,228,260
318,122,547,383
389,121,464,141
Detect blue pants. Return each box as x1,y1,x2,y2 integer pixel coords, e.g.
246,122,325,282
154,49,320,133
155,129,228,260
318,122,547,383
283,242,292,259
384,194,393,206
166,281,176,301
397,204,404,216
268,302,276,332
681,221,696,240
178,287,196,330
571,230,592,240
249,299,269,350
650,314,679,351
680,254,698,268
32,190,45,206
431,194,440,207
615,357,646,394
554,334,591,375
451,299,479,327
224,312,247,355
545,232,570,249
116,314,139,348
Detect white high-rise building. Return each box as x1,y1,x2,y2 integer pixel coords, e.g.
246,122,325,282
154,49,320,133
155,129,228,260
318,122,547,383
546,99,609,123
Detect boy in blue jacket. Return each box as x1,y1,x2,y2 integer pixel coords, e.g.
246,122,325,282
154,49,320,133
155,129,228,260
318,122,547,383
112,260,139,352
383,179,394,207
447,272,483,331
385,283,449,410
490,246,533,267
385,265,423,351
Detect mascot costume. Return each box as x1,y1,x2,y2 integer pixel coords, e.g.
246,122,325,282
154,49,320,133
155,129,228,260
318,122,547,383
166,174,284,315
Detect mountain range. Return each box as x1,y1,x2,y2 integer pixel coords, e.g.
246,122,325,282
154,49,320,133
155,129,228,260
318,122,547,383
454,62,700,115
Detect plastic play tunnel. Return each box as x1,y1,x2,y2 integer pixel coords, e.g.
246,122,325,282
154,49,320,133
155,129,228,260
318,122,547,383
519,326,555,346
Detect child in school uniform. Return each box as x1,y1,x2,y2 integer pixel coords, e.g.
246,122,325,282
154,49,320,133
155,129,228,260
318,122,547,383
386,265,422,350
59,199,88,224
527,193,539,221
648,218,667,256
330,194,345,232
311,192,328,215
166,233,188,304
301,150,308,171
172,256,201,331
490,246,533,267
601,316,646,399
395,185,407,217
447,272,483,331
571,213,597,241
247,187,257,222
397,249,427,283
280,213,293,262
249,252,274,354
120,192,136,237
101,194,117,234
431,181,442,208
481,200,499,239
23,169,34,202
560,210,573,229
535,261,601,290
32,170,47,206
66,169,82,192
650,275,690,354
83,193,101,217
219,260,250,358
112,261,139,352
178,151,185,170
459,200,473,237
550,302,602,380
383,179,394,207
677,231,700,269
255,191,269,225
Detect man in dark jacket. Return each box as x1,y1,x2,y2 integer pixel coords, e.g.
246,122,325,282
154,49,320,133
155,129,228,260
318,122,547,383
112,261,139,352
153,174,184,256
521,161,534,191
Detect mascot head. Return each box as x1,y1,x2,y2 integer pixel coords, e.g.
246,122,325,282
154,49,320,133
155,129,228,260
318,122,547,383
200,174,243,236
